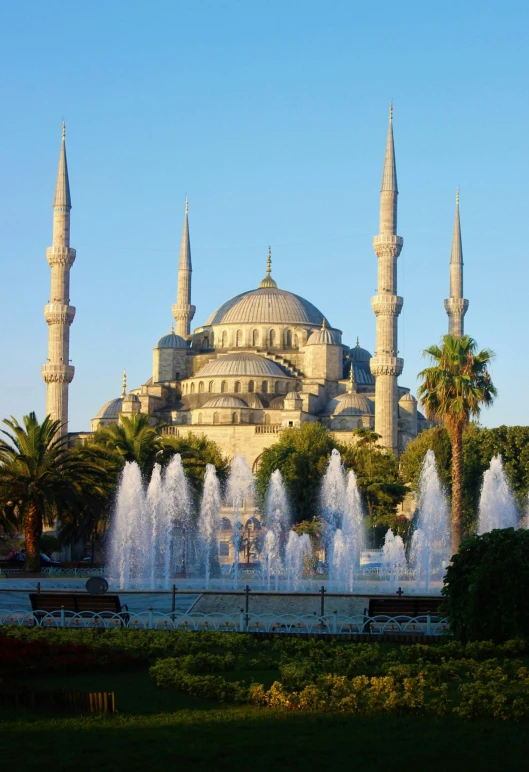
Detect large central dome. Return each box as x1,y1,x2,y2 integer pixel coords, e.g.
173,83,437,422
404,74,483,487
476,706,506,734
205,287,326,327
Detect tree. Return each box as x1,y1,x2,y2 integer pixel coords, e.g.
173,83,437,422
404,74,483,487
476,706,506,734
159,432,230,496
0,413,109,573
255,423,407,533
93,413,162,477
442,529,529,642
418,334,496,554
256,423,337,523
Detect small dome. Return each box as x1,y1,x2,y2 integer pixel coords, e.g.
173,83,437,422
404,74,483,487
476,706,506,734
399,392,417,403
123,392,140,403
156,331,187,349
202,396,249,409
349,339,372,362
94,397,122,419
285,391,301,400
325,392,374,416
306,321,342,346
194,352,288,378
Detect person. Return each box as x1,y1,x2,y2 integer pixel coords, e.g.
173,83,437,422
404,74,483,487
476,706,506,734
7,550,16,561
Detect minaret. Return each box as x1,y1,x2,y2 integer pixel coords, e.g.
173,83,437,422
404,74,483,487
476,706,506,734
172,198,195,338
369,104,404,454
41,122,76,435
444,189,468,336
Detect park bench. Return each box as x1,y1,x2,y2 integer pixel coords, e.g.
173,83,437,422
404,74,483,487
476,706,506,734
368,596,442,621
29,593,128,623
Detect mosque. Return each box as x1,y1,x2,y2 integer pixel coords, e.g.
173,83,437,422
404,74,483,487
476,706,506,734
42,108,467,469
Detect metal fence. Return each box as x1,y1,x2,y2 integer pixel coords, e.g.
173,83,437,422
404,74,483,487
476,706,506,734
0,608,450,636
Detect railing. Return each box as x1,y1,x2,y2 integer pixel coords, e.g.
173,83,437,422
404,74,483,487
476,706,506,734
0,608,449,636
255,425,282,434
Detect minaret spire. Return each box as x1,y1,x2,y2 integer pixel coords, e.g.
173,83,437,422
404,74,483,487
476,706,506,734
42,122,76,434
370,104,404,454
172,198,195,338
444,189,469,336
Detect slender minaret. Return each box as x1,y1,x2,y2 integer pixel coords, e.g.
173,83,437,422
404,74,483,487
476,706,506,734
172,198,195,338
369,104,404,454
41,122,76,435
444,189,468,336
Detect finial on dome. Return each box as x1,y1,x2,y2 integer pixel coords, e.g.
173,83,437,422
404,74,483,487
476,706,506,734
122,369,127,397
356,337,360,347
322,318,327,329
258,246,277,289
170,322,175,334
62,120,66,140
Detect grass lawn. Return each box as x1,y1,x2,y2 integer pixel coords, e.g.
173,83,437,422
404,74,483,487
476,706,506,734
0,670,528,771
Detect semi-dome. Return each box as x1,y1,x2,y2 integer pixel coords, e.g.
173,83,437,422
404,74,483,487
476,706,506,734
156,330,187,349
94,397,122,419
285,391,301,400
202,396,248,409
349,338,372,362
325,392,374,416
205,287,326,327
399,392,417,403
306,320,341,346
194,352,287,378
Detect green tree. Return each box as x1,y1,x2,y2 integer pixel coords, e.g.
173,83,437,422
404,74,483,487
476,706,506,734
93,413,162,477
418,334,496,553
159,432,229,496
0,413,109,573
256,424,337,523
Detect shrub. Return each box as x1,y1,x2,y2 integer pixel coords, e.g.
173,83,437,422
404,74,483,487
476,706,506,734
442,528,529,642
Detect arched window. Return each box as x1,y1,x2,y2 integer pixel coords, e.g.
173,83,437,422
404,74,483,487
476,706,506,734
190,383,195,394
175,371,180,381
295,382,302,392
213,412,220,425
221,381,228,393
202,336,209,350
248,380,254,393
285,329,292,347
293,334,299,348
236,329,243,347
232,412,239,424
274,381,280,394
210,330,215,346
269,329,275,347
198,381,204,393
234,381,241,393
262,381,268,393
264,414,271,425
252,329,259,347
198,413,203,424
249,412,254,424
220,517,231,530
222,331,228,347
208,381,214,393
181,414,188,424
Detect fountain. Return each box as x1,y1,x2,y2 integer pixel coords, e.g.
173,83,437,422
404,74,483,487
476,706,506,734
320,449,346,579
285,531,312,590
225,456,255,587
197,464,222,589
263,470,290,589
478,455,519,534
410,449,450,593
381,529,406,591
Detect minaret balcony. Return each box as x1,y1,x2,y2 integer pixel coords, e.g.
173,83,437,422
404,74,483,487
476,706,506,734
369,355,403,378
44,304,76,325
444,298,469,315
41,364,75,383
371,295,403,316
46,246,76,267
373,234,403,260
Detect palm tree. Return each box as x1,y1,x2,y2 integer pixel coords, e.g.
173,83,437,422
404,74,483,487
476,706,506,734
418,334,496,554
93,413,162,476
0,413,110,573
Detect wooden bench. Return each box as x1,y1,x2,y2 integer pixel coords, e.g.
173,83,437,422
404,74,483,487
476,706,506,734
29,593,128,622
368,596,442,620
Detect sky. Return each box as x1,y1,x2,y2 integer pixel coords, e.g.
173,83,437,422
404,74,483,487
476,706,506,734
0,0,527,432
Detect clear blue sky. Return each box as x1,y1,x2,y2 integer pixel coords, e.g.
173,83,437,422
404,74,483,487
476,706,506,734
0,0,527,431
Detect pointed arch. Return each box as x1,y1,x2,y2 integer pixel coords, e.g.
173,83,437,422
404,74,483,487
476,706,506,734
252,329,259,347
213,412,219,424
198,381,204,393
236,329,243,347
248,380,255,393
221,380,228,393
